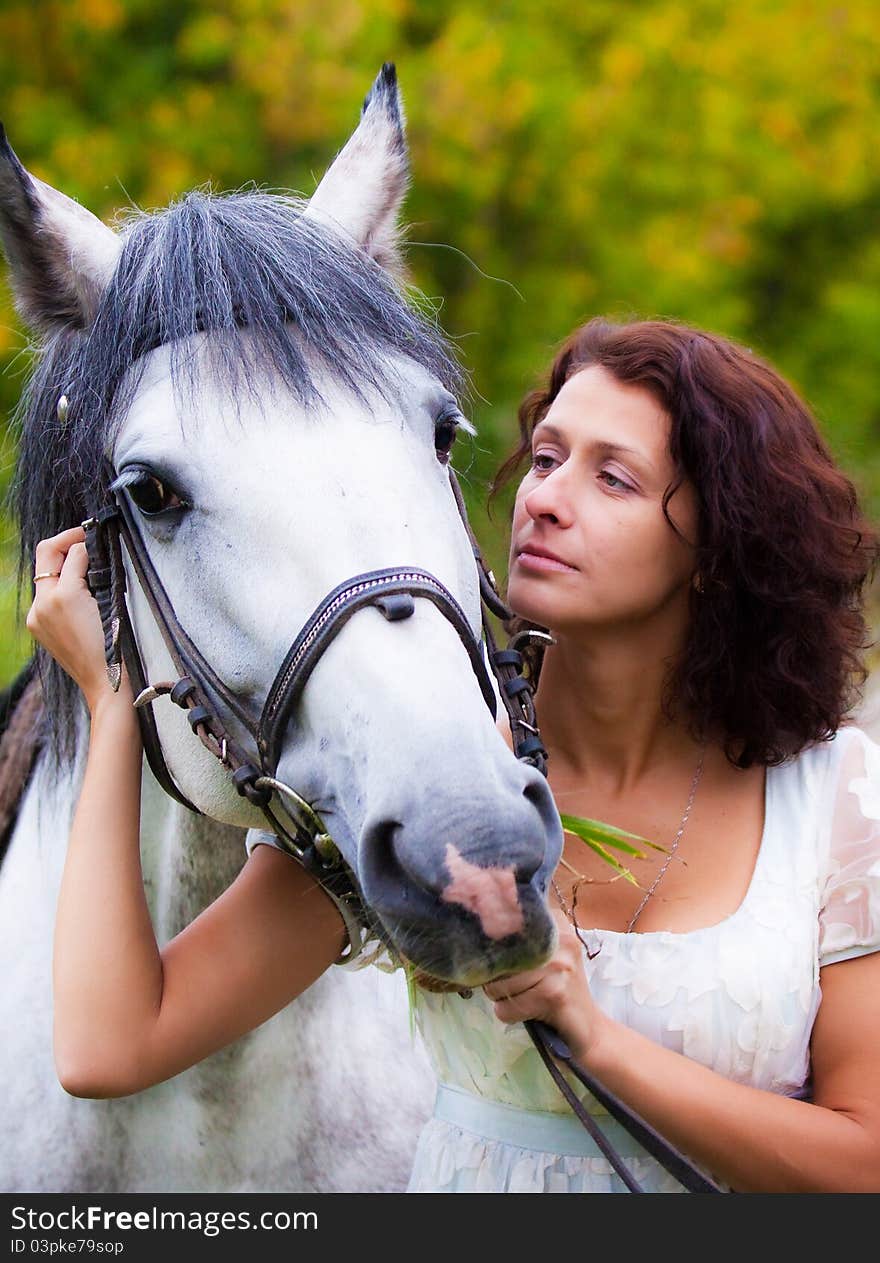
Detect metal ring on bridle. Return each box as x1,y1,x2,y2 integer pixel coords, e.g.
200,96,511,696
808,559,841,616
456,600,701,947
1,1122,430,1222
254,776,339,865
508,628,555,653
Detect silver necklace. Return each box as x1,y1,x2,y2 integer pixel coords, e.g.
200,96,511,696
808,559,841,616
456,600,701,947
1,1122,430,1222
624,742,706,932
551,740,707,936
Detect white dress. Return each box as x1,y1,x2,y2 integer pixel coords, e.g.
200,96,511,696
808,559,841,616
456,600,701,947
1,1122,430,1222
247,723,880,1194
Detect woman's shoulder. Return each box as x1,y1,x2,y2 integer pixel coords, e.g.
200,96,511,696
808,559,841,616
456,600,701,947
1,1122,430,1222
825,720,880,751
821,721,880,826
812,723,880,967
773,721,878,789
812,722,880,800
760,723,877,870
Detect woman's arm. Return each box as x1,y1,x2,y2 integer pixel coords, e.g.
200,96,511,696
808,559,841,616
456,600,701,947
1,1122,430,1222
585,951,880,1192
54,705,345,1097
486,916,880,1192
31,528,345,1099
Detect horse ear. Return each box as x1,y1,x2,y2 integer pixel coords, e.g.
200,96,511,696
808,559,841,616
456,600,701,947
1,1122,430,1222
304,63,410,277
0,124,121,333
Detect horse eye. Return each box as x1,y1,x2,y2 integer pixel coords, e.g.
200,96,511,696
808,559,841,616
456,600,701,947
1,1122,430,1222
434,412,460,465
127,474,185,516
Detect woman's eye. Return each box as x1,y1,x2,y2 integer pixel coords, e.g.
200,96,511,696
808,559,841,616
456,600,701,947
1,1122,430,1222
127,474,185,516
434,413,460,465
599,470,631,492
531,451,557,472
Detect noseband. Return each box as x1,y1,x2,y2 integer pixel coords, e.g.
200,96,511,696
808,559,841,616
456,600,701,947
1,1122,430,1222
81,453,721,1195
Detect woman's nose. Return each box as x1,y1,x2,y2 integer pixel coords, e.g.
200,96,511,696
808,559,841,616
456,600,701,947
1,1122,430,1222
523,466,574,527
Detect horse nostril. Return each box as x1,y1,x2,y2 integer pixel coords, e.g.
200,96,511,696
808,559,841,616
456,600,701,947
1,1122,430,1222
360,818,445,901
515,777,557,884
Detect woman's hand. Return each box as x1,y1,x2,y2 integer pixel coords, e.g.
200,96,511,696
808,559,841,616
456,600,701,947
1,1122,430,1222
26,526,132,714
482,906,606,1065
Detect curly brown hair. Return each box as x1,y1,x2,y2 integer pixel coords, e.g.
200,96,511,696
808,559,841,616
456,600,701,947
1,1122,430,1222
490,317,880,769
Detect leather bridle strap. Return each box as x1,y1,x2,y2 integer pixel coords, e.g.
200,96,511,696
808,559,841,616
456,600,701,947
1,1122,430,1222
526,1021,643,1192
447,469,547,774
82,505,202,813
110,480,256,736
257,567,496,774
85,495,265,817
526,1020,725,1193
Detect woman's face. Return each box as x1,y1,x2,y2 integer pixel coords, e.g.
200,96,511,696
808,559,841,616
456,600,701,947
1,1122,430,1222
507,364,699,635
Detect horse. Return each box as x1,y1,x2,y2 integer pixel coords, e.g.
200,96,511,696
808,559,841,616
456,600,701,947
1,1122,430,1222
0,65,563,1192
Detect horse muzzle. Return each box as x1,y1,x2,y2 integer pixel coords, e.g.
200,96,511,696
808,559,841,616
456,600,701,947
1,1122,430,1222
352,767,562,983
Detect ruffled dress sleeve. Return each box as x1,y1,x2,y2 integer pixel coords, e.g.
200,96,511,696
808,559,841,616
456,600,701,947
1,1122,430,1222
818,725,880,967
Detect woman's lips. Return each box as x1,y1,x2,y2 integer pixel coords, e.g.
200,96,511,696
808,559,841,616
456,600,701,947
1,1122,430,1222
516,550,577,573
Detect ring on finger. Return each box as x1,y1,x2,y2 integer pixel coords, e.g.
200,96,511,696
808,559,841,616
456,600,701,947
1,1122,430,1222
33,571,62,582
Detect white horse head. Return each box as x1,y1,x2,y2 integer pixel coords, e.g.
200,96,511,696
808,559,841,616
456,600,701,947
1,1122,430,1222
2,66,562,987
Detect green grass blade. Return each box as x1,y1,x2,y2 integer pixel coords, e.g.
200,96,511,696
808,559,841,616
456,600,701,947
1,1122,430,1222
404,960,418,1038
559,812,666,855
571,836,642,886
558,811,668,887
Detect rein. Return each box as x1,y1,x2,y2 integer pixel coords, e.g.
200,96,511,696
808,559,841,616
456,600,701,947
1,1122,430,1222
82,458,723,1193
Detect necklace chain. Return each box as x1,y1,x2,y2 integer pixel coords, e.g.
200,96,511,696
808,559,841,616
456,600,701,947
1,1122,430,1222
552,741,707,936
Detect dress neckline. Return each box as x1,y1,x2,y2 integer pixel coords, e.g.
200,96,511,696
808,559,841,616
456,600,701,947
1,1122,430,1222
581,758,774,942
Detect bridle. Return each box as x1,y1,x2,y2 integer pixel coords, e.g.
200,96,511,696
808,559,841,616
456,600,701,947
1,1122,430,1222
82,447,723,1194
82,456,546,951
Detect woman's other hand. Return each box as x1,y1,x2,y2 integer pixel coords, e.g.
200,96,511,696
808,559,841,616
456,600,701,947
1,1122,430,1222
26,526,131,714
482,906,606,1065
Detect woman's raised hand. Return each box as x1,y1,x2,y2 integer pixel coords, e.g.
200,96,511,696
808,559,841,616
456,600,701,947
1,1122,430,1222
26,526,132,714
482,906,606,1066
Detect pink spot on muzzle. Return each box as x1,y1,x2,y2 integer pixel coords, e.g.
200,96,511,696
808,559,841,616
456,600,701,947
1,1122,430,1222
440,844,524,940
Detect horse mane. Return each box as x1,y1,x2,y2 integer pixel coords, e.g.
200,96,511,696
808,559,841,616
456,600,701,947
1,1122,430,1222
11,188,464,761
0,661,44,861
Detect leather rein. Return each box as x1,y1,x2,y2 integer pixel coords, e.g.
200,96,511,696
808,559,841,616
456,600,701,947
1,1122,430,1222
82,457,722,1193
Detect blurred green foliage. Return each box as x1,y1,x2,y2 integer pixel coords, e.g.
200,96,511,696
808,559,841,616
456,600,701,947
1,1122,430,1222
2,0,879,684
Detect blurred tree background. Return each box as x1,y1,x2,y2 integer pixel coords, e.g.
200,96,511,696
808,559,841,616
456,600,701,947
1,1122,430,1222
1,0,879,688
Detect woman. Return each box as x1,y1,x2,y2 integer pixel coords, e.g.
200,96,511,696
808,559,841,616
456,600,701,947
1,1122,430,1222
29,317,880,1193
